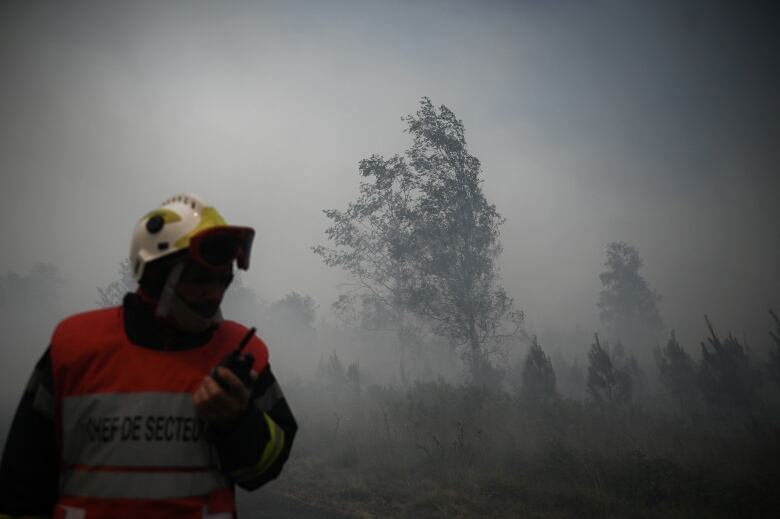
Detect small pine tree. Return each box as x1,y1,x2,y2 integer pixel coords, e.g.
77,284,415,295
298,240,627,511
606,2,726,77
520,336,557,402
552,349,586,399
611,340,645,397
317,351,352,401
346,361,361,397
587,333,632,404
768,309,780,389
568,359,587,400
699,315,758,414
658,330,698,411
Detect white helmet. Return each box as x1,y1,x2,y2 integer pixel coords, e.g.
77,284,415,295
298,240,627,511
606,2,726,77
129,193,254,282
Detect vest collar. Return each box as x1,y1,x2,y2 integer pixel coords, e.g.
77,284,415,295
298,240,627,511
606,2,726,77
123,292,217,350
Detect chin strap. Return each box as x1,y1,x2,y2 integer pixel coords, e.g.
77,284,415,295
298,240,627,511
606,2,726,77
155,262,223,333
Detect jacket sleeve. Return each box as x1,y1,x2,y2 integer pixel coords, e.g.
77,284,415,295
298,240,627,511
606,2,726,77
209,364,298,491
0,348,59,517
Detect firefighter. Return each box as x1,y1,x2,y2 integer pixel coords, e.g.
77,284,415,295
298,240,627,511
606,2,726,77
0,193,297,518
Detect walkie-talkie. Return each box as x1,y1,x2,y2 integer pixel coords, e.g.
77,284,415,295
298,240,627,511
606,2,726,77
211,327,256,389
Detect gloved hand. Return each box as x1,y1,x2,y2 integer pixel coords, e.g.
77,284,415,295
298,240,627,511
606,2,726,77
193,367,257,425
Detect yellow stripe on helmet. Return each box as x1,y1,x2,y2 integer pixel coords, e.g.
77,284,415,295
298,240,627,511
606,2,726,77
140,208,183,224
173,206,227,249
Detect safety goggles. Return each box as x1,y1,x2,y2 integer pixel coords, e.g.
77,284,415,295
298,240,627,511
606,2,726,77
188,226,255,271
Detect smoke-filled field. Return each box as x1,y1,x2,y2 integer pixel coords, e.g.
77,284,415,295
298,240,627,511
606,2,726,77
245,302,780,518
276,380,780,518
2,1,780,517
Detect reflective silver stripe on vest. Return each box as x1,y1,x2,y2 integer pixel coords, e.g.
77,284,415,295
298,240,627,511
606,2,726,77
62,392,216,468
61,469,228,499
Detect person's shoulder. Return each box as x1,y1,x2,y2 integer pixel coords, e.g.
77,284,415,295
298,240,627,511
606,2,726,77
52,306,123,344
219,319,263,339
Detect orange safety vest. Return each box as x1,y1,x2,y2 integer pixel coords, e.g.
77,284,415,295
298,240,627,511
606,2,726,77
49,306,269,519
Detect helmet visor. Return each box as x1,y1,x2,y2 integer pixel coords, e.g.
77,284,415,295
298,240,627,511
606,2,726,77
189,226,255,271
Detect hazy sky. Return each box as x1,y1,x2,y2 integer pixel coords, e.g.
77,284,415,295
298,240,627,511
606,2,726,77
1,0,778,352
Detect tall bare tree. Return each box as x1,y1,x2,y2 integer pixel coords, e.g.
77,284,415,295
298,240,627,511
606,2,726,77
315,97,523,385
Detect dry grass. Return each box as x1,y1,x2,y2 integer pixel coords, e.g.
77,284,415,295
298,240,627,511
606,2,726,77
274,380,780,518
